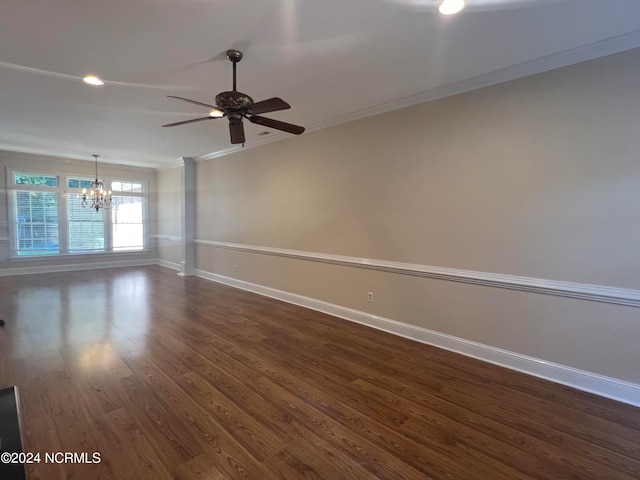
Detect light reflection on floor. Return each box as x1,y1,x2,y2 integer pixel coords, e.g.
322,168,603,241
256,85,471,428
4,269,153,365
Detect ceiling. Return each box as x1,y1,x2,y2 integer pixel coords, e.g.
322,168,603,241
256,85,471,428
2,0,640,170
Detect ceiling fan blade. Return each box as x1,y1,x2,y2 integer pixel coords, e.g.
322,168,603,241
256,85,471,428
162,117,213,127
229,121,245,144
167,95,217,109
248,115,305,135
250,97,291,115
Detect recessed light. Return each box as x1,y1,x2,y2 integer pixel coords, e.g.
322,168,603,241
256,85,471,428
439,0,465,15
83,75,104,86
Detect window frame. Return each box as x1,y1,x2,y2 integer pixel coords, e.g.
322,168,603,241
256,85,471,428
6,167,149,260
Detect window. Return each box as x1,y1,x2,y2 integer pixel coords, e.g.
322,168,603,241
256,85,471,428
15,191,59,256
68,194,106,252
112,196,144,251
112,181,143,193
8,169,148,258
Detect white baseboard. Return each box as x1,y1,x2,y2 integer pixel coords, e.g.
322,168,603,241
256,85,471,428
156,259,181,271
196,269,640,408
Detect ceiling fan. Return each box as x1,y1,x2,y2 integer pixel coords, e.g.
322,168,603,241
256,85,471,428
163,49,305,145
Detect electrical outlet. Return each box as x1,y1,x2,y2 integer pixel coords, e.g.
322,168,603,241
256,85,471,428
367,291,374,303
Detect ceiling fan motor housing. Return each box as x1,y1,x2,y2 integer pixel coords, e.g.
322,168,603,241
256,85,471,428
215,91,254,112
226,49,243,63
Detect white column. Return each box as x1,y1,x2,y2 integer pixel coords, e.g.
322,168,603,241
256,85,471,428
178,157,195,276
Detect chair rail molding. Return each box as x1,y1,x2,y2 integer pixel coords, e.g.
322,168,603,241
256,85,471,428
151,234,182,242
194,239,640,308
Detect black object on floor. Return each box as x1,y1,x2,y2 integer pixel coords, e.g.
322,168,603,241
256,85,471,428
0,319,5,326
0,386,26,480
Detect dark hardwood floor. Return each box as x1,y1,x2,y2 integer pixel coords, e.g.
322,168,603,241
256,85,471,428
0,265,639,479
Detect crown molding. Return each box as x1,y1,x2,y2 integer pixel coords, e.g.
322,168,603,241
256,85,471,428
306,29,640,133
194,28,640,163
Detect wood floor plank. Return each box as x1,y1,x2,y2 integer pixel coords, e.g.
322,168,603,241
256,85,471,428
117,374,203,469
256,368,533,480
22,415,67,480
207,332,528,479
178,371,287,461
94,407,175,480
148,333,296,440
258,374,466,480
0,265,639,479
269,426,372,480
171,453,229,480
123,350,289,480
326,345,640,476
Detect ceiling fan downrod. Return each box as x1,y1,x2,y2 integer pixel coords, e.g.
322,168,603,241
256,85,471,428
227,49,243,92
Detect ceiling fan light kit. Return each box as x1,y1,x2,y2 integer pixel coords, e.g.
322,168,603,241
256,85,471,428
163,49,305,145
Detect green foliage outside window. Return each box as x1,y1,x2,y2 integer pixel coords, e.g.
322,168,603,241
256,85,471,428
15,173,58,187
68,178,93,189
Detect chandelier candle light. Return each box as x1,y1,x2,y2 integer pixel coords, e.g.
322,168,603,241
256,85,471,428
81,154,113,212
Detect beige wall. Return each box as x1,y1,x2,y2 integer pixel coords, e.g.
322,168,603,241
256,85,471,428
194,48,640,385
0,150,158,270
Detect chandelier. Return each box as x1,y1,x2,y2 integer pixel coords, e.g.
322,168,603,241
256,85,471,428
81,154,113,212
